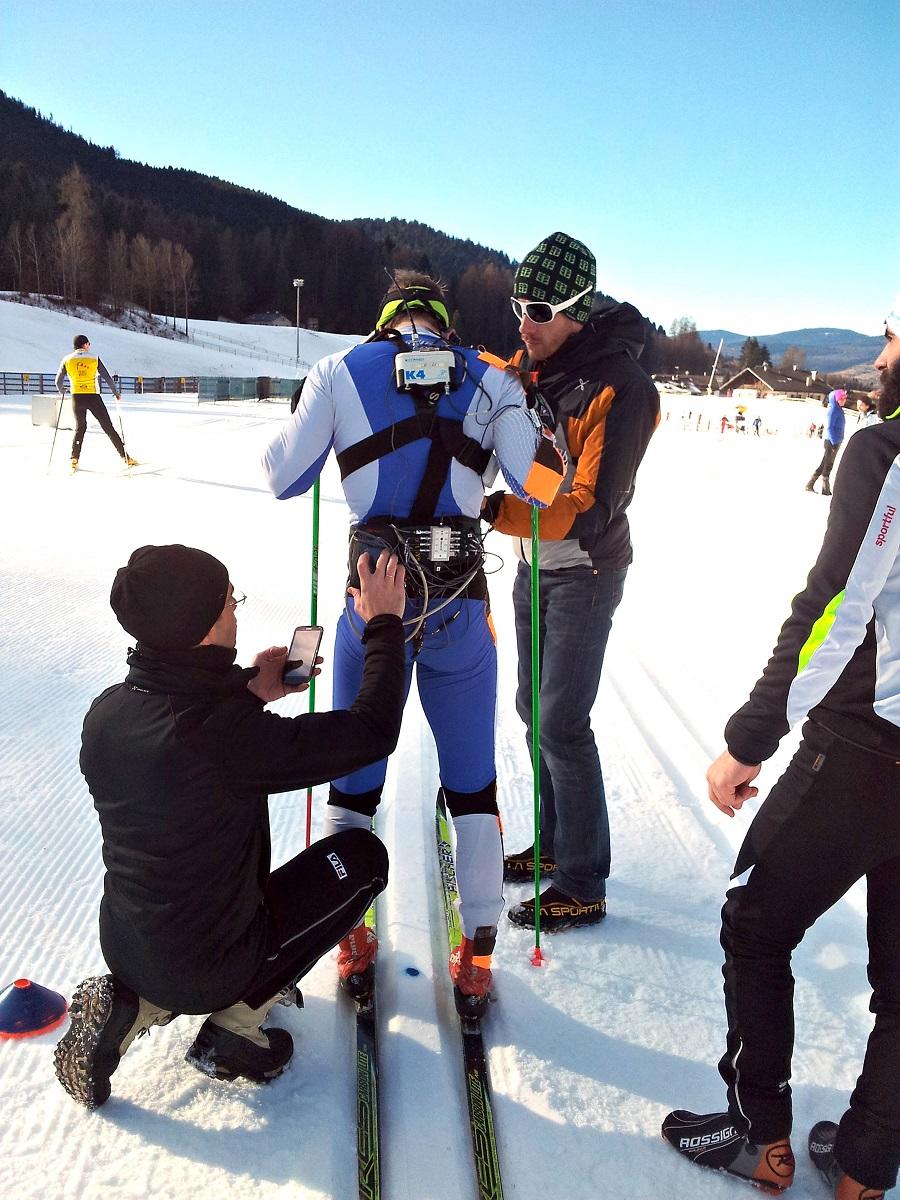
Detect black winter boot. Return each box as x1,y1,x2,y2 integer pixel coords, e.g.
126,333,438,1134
507,884,606,932
185,1019,293,1083
54,975,173,1109
502,844,557,883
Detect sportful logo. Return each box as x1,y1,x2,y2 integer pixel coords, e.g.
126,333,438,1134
876,505,896,547
327,852,348,880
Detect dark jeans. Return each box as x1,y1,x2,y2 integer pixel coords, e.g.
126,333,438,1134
241,829,387,1008
513,562,626,902
71,394,126,460
718,724,900,1191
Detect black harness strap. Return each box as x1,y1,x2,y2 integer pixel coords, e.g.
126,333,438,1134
336,413,432,480
335,327,493,521
408,416,455,523
335,407,492,489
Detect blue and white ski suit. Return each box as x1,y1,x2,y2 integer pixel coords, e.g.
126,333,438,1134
263,323,561,935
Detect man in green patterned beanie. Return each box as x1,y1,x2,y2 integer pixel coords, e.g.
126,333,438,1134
510,232,597,362
514,231,596,321
484,228,660,934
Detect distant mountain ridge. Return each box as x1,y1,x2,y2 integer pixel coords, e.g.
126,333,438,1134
698,327,884,373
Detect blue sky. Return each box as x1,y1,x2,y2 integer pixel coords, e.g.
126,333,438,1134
3,0,898,337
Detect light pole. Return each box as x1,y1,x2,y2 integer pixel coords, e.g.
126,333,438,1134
293,277,304,360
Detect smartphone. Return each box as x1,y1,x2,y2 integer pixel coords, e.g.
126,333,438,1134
282,625,323,685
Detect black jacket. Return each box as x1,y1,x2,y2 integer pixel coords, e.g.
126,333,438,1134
79,615,405,1013
493,301,660,568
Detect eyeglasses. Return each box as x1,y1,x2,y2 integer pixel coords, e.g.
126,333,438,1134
229,590,247,609
510,283,593,325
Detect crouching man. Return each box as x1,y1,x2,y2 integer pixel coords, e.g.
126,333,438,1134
55,542,406,1108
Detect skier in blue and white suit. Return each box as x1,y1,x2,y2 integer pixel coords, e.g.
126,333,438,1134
262,272,564,1012
263,271,564,1015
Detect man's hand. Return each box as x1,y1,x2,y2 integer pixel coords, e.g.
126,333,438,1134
246,645,321,702
706,749,761,818
481,491,505,526
349,550,406,622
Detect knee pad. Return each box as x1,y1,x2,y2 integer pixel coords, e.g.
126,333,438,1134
328,784,383,820
442,781,498,818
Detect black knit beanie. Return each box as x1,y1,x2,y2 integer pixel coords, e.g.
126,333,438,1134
110,544,229,649
513,232,596,324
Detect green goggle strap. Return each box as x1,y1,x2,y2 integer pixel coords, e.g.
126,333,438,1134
375,295,450,330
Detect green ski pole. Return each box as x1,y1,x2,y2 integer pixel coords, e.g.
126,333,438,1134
530,504,545,966
305,477,320,848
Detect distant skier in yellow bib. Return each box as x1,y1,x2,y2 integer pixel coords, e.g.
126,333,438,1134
55,334,138,472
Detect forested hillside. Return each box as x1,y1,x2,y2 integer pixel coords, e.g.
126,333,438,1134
0,91,520,346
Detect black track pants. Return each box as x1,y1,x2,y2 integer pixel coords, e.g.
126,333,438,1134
241,828,387,1009
717,723,900,1191
810,439,838,483
71,394,126,459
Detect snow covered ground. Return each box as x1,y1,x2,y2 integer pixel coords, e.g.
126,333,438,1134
0,296,360,378
0,352,878,1198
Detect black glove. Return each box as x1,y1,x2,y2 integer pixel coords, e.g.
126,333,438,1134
481,491,506,526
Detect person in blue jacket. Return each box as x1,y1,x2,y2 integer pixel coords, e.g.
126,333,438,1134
806,388,847,495
262,271,563,1017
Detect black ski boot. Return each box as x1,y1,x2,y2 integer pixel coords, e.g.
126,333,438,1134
662,1109,795,1193
502,844,557,883
808,1120,885,1199
185,1019,293,1083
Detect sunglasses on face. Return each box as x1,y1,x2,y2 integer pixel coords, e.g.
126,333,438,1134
510,283,593,325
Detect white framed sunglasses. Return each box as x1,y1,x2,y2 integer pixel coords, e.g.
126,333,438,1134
510,283,593,325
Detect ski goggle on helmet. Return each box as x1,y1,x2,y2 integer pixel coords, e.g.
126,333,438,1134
510,284,593,325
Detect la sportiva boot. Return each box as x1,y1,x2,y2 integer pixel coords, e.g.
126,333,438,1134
70,457,79,473
503,844,557,883
662,1109,795,1193
185,995,293,1083
449,925,496,1020
337,922,378,1003
508,884,606,932
808,1120,885,1199
123,454,139,467
54,974,174,1108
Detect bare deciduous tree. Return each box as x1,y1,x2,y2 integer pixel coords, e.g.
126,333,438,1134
174,243,197,336
129,233,156,319
2,221,24,290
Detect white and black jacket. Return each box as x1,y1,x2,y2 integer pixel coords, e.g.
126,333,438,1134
726,417,900,764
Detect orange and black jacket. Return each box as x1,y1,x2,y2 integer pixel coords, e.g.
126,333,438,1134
490,301,660,570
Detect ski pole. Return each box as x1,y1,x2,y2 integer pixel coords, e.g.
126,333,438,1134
305,476,321,847
530,504,544,966
46,391,64,475
112,393,131,476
